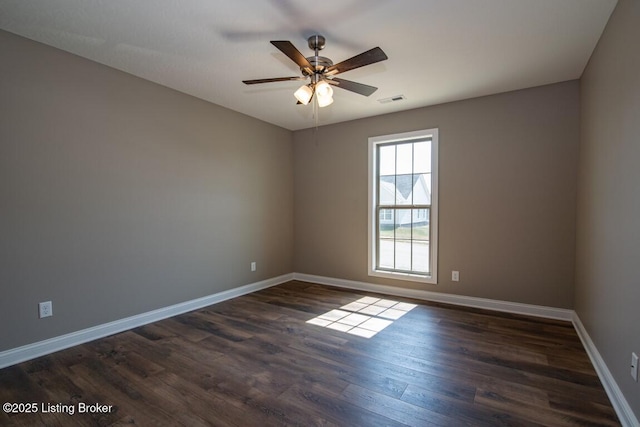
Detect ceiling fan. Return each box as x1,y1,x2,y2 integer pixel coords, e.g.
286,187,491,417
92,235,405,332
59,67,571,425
242,35,388,107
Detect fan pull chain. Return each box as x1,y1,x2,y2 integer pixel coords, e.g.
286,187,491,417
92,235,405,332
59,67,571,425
314,94,318,129
313,94,319,145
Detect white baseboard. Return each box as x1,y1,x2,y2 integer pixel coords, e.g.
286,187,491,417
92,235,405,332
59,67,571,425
572,313,639,427
0,273,293,369
293,273,573,320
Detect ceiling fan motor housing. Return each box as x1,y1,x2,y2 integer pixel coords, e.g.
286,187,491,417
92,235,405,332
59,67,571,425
303,56,333,76
301,35,333,76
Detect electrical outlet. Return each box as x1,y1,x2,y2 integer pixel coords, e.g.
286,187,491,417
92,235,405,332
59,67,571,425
452,271,460,282
251,262,256,272
39,301,53,318
632,352,638,381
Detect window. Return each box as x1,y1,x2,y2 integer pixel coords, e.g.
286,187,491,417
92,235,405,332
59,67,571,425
368,129,438,284
379,209,393,221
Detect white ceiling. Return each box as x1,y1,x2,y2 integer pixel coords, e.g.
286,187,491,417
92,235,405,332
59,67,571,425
0,0,616,131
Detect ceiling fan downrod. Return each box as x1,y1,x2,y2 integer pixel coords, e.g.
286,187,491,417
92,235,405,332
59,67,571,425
303,35,333,77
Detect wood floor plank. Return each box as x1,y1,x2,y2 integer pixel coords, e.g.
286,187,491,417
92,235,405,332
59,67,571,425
341,383,453,426
0,281,620,426
474,387,619,427
400,382,541,427
280,382,407,427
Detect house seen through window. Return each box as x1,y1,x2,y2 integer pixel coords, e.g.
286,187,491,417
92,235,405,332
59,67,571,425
368,129,438,284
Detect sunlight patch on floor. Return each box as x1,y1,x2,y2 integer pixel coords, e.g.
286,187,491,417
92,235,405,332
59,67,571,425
306,297,417,338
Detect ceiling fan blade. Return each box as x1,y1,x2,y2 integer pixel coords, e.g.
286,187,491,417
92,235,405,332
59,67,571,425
325,47,388,76
271,41,313,74
329,77,378,96
243,76,306,85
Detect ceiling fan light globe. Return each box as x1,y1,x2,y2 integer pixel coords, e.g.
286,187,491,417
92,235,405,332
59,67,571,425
294,85,313,105
317,93,334,108
315,80,333,98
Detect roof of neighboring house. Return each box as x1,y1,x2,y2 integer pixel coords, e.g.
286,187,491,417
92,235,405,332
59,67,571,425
380,175,420,200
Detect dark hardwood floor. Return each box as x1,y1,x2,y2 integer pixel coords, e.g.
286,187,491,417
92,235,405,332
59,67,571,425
0,281,619,426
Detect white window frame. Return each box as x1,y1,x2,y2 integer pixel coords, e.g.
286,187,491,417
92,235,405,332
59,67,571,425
368,128,439,284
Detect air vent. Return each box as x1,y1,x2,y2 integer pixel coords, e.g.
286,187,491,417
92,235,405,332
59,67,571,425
378,95,406,104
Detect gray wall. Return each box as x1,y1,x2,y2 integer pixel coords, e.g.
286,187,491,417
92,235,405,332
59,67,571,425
293,81,580,308
576,0,640,419
0,30,294,352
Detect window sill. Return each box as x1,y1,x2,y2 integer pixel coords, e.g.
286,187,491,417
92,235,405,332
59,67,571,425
369,269,437,285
